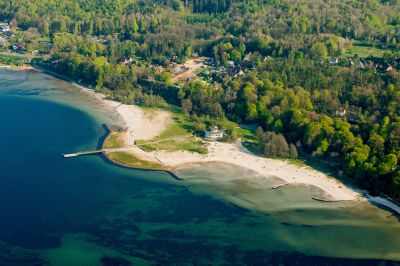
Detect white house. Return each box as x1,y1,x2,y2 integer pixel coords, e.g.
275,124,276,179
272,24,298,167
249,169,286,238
0,23,10,32
336,107,346,117
205,126,224,140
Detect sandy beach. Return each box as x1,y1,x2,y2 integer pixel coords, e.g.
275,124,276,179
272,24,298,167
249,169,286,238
116,105,172,145
0,64,34,71
98,97,361,201
41,71,400,214
155,142,362,201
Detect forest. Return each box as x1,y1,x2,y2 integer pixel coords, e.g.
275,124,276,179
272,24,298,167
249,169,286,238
1,0,400,200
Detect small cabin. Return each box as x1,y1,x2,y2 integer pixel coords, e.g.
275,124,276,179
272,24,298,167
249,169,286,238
385,64,394,73
336,107,346,117
204,126,224,140
0,23,10,32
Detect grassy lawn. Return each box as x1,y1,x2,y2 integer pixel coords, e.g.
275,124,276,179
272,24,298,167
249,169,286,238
137,117,207,154
106,104,257,158
242,141,259,154
0,54,25,66
219,120,256,142
103,132,123,149
344,44,387,58
286,158,308,167
106,151,167,170
103,132,167,170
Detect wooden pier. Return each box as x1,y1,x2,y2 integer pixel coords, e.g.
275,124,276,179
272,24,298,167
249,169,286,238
63,146,137,158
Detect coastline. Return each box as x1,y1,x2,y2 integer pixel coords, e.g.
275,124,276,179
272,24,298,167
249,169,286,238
3,64,400,215
0,64,34,71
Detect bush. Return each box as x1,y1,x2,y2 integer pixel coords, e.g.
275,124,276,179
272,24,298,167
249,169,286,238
256,129,294,159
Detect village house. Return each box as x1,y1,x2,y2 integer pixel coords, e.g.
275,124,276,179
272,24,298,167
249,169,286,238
121,57,133,65
330,57,339,64
12,42,24,52
336,107,346,117
369,62,378,70
204,126,224,141
385,64,394,73
204,58,215,66
154,66,165,74
0,22,10,32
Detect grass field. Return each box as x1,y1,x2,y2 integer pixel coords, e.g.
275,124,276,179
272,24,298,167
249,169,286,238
0,53,25,66
219,120,256,142
106,151,166,170
103,132,167,170
344,44,387,58
105,104,258,166
103,132,122,149
137,116,207,154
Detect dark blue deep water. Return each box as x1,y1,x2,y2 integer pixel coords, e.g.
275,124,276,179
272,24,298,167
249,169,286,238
0,69,399,265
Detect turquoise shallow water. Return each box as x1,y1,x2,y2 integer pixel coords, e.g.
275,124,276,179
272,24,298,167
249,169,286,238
0,69,399,265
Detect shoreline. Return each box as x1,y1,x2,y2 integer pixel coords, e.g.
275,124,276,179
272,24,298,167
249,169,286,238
100,130,182,180
3,64,400,215
155,141,363,201
101,151,183,181
0,64,34,71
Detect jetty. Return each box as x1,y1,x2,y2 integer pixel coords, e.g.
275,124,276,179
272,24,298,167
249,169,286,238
311,197,351,203
63,146,137,158
272,183,289,190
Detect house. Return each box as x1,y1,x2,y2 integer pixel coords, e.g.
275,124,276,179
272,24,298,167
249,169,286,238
346,105,362,123
1,25,10,32
121,57,133,65
336,107,346,117
204,58,215,66
12,42,24,51
385,64,394,73
154,66,165,74
0,22,10,32
204,126,224,140
370,62,378,70
330,57,338,64
241,52,253,68
243,52,252,62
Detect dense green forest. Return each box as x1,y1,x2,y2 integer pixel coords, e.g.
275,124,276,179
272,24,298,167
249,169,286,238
1,0,400,200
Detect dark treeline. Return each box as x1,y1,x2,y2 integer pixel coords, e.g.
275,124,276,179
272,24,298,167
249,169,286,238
2,0,400,200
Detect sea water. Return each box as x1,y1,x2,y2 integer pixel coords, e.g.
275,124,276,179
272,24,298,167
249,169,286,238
0,69,399,265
